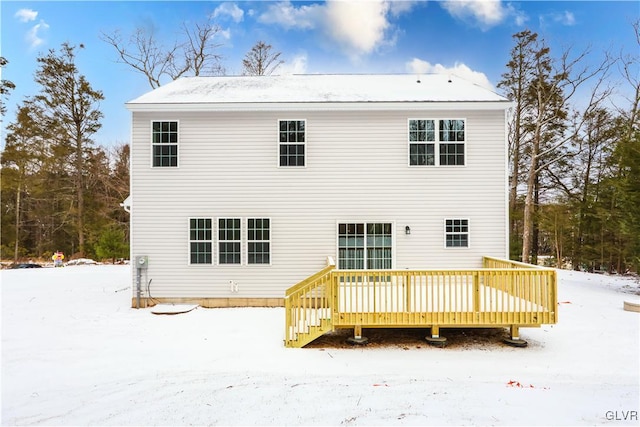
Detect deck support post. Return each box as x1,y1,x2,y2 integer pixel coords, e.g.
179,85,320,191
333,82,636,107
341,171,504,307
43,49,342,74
346,324,369,345
503,325,528,347
425,325,447,347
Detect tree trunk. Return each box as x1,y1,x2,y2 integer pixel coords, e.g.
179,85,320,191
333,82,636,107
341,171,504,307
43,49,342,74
522,127,540,264
76,134,85,256
14,181,21,262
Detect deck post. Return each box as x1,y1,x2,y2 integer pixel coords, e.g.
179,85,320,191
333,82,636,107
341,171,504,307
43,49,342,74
347,324,369,345
426,325,447,347
503,324,528,347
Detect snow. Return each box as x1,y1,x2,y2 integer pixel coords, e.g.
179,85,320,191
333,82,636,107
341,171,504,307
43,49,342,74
126,74,508,106
1,265,639,426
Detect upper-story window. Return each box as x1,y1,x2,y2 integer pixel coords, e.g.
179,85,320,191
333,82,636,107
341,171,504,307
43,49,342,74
439,120,465,166
279,120,305,167
409,119,436,166
408,119,465,166
152,121,178,167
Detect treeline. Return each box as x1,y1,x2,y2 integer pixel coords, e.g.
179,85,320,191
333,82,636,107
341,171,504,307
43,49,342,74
1,45,129,262
501,25,639,272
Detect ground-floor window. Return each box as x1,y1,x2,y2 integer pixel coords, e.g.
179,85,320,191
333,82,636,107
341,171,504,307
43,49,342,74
338,222,392,269
445,219,469,248
189,218,212,264
248,218,270,264
219,218,241,264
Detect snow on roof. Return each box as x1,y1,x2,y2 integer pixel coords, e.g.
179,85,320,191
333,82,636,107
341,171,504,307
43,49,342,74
127,74,508,106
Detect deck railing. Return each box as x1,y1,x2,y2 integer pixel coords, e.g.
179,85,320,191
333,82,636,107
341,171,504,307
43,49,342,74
284,257,557,348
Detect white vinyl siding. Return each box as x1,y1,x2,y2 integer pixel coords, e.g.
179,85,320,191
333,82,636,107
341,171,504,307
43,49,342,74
130,108,507,298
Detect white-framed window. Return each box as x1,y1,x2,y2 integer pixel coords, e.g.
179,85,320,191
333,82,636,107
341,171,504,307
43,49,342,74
338,222,393,269
279,120,305,167
409,119,435,166
445,218,469,248
189,218,212,264
408,119,465,166
247,218,270,265
218,218,241,264
152,121,178,167
439,120,465,166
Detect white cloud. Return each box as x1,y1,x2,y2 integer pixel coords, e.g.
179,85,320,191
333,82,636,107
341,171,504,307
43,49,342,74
277,53,308,75
324,1,391,56
440,0,506,29
258,1,323,30
26,20,49,49
539,10,577,29
213,2,244,23
219,28,232,40
555,11,576,26
259,0,417,59
505,3,528,26
406,58,494,90
15,8,38,23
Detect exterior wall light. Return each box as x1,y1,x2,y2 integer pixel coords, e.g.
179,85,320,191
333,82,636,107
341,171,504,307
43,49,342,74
405,226,411,235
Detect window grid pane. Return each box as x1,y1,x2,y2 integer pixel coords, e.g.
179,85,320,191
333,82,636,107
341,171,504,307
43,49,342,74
279,120,306,167
439,120,465,142
219,218,241,264
248,218,270,264
445,219,469,248
152,121,178,167
189,218,212,264
409,143,435,166
439,143,465,166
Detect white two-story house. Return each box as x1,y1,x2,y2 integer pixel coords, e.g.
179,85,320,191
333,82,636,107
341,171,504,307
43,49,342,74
125,74,512,308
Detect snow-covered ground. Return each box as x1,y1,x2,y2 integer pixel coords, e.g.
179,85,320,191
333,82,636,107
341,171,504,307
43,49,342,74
1,265,639,426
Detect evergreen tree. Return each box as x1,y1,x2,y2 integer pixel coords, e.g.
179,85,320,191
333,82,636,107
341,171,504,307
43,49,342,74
31,43,104,256
95,226,129,263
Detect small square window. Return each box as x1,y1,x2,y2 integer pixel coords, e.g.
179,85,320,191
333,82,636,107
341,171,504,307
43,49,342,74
445,219,469,248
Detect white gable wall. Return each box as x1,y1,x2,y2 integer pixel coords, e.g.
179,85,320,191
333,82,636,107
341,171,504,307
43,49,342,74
130,108,507,299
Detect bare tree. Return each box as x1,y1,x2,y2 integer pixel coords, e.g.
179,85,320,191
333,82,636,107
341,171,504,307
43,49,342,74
101,17,225,89
500,30,613,264
242,41,284,76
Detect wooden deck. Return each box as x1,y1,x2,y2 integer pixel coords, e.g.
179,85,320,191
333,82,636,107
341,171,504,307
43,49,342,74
284,257,557,348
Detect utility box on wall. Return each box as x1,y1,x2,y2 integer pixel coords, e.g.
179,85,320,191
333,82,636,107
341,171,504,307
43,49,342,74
135,256,148,270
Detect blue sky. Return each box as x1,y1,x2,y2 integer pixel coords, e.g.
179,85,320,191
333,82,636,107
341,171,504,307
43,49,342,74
1,1,638,148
